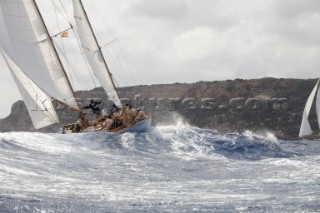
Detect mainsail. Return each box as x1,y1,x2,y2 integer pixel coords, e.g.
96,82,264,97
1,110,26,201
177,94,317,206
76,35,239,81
0,0,128,130
72,0,121,107
299,79,320,137
0,0,78,108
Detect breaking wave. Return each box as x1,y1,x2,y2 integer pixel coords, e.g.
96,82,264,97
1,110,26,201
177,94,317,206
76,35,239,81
0,122,319,212
0,122,299,161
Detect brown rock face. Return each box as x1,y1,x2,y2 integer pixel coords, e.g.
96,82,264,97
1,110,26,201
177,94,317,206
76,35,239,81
0,78,317,139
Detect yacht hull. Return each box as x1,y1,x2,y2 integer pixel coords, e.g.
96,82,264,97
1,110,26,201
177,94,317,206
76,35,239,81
61,117,152,134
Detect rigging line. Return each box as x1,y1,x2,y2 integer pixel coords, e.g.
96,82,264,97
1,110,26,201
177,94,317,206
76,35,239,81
53,0,74,26
106,45,133,86
79,53,99,89
112,45,132,86
52,0,76,89
86,1,136,86
100,38,118,49
113,78,120,89
68,8,99,89
86,1,117,42
81,1,129,87
98,41,131,86
100,39,133,86
70,26,98,88
106,44,132,86
51,27,72,38
104,47,130,86
99,39,134,86
80,1,121,73
52,39,93,91
77,0,118,92
51,1,96,91
32,0,79,109
116,42,137,86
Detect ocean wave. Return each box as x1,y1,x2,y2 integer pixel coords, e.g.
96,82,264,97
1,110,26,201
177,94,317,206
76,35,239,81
0,124,319,212
0,123,299,161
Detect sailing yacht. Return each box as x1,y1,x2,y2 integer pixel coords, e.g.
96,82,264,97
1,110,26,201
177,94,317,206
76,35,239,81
0,0,151,134
299,79,320,138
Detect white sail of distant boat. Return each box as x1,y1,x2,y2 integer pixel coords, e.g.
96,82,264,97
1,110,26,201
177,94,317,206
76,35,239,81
299,79,320,137
0,0,151,133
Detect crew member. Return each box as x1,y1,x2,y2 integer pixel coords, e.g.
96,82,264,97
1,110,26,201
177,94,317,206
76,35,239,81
126,103,137,124
110,104,120,115
99,115,114,130
133,108,147,123
82,99,101,118
76,112,89,131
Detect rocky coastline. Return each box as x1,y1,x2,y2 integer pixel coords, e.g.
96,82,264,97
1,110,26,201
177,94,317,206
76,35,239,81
0,77,317,140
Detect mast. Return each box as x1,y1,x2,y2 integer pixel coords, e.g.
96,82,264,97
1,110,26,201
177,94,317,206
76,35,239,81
32,0,80,109
77,0,118,93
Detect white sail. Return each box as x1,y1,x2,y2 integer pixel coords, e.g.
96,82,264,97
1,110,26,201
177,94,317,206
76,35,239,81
1,50,60,129
299,79,320,137
72,0,122,107
0,0,78,108
316,82,320,129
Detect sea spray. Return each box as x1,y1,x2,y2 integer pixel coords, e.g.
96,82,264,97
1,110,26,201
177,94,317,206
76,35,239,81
0,126,319,212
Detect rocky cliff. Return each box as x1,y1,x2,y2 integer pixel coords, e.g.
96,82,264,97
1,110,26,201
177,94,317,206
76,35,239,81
0,78,317,139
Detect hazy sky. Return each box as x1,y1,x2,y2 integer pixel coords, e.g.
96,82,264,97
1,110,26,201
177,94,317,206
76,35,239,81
0,0,320,118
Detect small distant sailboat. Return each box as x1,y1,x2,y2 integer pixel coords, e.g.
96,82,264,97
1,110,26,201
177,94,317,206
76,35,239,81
0,0,151,134
299,79,320,138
